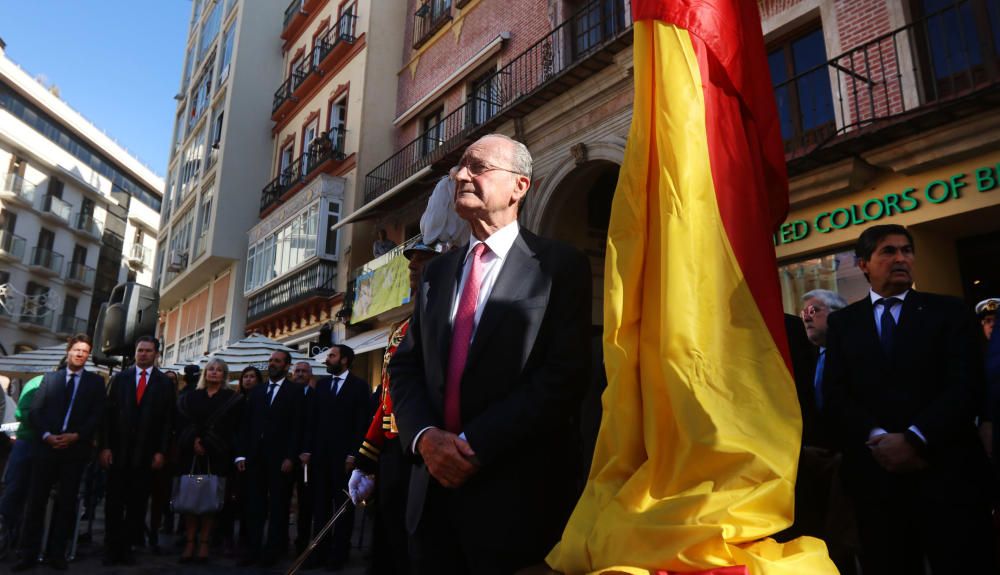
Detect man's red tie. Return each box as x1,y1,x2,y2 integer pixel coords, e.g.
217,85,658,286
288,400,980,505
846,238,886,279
444,242,487,434
137,369,147,404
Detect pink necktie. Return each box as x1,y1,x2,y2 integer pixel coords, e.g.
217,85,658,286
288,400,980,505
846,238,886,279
445,243,487,434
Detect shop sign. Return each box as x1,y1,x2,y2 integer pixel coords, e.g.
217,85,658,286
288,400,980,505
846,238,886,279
773,162,1000,246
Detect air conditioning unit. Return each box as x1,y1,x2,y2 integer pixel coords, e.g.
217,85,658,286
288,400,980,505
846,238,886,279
167,251,188,272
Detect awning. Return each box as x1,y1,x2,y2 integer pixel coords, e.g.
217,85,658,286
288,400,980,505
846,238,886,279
313,326,391,362
329,167,432,232
0,345,107,375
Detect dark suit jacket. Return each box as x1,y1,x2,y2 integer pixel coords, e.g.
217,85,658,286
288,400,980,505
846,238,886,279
389,228,592,559
30,368,106,460
306,372,370,470
237,379,304,466
784,313,823,446
99,366,174,468
824,290,991,499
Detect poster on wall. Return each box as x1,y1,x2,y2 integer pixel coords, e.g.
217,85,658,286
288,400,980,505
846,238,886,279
351,254,410,323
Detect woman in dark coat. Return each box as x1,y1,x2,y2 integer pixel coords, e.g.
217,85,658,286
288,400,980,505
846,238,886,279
175,358,242,562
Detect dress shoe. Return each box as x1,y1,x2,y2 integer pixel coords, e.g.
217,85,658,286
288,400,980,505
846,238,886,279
48,556,69,570
11,558,37,572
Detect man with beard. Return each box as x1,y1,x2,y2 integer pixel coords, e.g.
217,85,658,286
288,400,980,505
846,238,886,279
305,345,369,570
349,239,442,574
235,350,303,567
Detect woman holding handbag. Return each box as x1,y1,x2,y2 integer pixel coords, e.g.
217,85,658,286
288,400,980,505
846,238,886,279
174,358,243,563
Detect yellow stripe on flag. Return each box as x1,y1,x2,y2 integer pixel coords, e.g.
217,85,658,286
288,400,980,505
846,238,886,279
546,21,837,575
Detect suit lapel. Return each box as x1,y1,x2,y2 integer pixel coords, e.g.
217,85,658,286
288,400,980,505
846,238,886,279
466,231,545,369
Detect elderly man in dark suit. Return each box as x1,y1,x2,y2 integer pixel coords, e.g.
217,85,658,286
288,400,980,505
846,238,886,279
389,133,592,574
235,350,303,567
824,224,994,574
98,335,174,564
304,344,369,570
13,334,106,572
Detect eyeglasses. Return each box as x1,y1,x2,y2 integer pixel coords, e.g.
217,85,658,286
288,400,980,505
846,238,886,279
457,158,521,177
800,304,828,319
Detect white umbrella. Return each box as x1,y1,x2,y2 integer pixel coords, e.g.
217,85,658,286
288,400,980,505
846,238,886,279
0,344,107,375
163,333,323,374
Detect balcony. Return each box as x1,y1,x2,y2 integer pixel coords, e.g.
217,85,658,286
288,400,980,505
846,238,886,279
0,173,37,207
246,259,337,323
65,261,96,289
413,0,453,49
260,129,347,216
37,194,72,226
55,314,88,336
273,10,359,121
781,0,1000,175
0,230,26,263
128,243,152,270
71,212,104,241
29,246,64,277
19,310,53,332
281,0,323,42
365,0,632,206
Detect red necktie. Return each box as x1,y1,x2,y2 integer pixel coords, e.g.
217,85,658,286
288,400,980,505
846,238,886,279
445,243,487,434
137,369,147,404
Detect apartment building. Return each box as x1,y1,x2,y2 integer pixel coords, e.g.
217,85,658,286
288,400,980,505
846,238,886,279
241,0,405,363
762,0,1000,311
328,0,634,377
0,44,162,355
155,0,285,367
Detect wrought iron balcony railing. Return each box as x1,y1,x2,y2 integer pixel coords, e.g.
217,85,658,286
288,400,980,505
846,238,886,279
365,0,631,204
273,10,359,115
283,0,303,30
247,259,338,322
0,229,26,261
413,0,453,49
778,0,1000,160
260,129,347,215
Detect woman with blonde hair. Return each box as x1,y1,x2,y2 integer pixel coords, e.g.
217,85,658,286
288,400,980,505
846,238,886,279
175,358,243,562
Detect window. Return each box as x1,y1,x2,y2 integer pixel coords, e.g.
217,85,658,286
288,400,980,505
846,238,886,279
325,201,341,257
156,244,167,288
196,193,213,256
164,343,176,366
199,1,222,61
413,0,452,47
279,143,295,186
328,99,347,153
170,208,196,269
208,318,225,351
468,70,499,126
218,22,236,86
913,0,1000,99
571,0,627,56
182,44,195,92
46,177,64,198
180,127,207,198
313,25,329,67
187,56,215,132
421,107,444,155
172,111,185,156
303,118,319,173
339,1,357,38
768,26,835,150
244,203,323,293
778,250,870,315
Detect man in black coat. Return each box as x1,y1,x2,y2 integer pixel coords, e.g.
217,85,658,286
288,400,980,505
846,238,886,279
14,334,106,572
235,350,303,567
305,344,369,570
389,134,592,574
98,336,174,565
824,224,994,574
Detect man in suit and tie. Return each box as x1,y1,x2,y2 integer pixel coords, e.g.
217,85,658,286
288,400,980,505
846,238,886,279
235,350,303,567
13,334,106,572
304,344,369,570
291,361,316,555
824,224,995,574
389,133,592,574
98,336,174,564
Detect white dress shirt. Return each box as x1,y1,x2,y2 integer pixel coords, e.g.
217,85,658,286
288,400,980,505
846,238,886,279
135,366,152,391
329,370,350,395
44,368,84,439
449,221,520,335
235,377,287,463
866,289,926,444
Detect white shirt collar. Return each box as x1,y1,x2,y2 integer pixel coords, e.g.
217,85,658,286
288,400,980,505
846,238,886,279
464,221,519,264
333,370,349,381
869,288,910,305
66,368,83,380
268,378,285,387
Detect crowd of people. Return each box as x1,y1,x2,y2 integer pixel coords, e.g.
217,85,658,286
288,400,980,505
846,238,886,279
0,134,997,575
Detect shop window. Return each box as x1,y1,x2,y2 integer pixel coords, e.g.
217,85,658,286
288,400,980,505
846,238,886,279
777,249,870,315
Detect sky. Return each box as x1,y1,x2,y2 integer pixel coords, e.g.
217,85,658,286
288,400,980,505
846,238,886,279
0,0,192,178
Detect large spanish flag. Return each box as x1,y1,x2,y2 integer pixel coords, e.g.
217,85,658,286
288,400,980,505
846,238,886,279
546,1,837,574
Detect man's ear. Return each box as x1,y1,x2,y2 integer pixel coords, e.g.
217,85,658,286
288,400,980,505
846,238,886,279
858,258,870,282
511,175,530,205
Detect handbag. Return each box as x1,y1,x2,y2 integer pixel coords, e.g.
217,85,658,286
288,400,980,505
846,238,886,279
171,455,226,515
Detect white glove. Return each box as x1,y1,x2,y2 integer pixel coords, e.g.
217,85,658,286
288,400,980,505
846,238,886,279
348,469,375,505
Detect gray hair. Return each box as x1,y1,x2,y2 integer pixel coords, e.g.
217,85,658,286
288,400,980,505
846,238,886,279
802,289,848,312
482,133,532,180
196,358,230,390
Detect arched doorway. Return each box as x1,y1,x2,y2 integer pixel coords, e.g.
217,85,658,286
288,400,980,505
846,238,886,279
534,160,618,328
